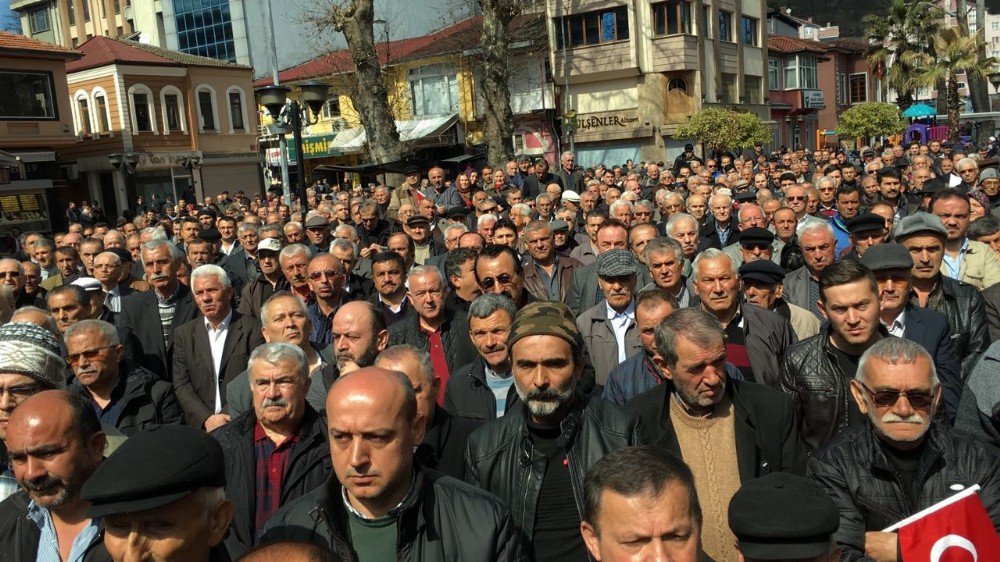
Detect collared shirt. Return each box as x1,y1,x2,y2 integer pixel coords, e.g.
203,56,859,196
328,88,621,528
27,500,102,562
87,374,128,426
104,284,122,313
884,310,906,338
484,365,514,418
0,465,17,503
534,260,562,301
942,238,970,281
253,421,297,535
205,309,233,413
716,222,732,246
307,299,338,346
606,299,636,364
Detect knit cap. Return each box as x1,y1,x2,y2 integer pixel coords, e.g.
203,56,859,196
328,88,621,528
0,322,66,388
508,301,584,354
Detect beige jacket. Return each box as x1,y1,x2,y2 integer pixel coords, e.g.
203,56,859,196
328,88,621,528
958,239,1000,290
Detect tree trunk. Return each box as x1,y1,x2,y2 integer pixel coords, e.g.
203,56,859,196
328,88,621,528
948,73,961,141
968,0,991,117
478,0,520,166
327,0,410,164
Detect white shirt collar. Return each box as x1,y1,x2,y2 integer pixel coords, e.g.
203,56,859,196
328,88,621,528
606,298,636,320
204,309,233,332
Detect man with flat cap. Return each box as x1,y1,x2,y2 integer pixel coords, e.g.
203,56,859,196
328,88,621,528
860,243,963,421
841,213,888,259
81,424,235,562
726,226,778,268
259,367,523,561
728,472,840,561
577,249,643,386
740,260,821,341
304,215,332,257
387,165,423,221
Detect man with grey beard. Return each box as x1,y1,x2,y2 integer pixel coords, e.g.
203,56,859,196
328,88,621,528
465,301,641,561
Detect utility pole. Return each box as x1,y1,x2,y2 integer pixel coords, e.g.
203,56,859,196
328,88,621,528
264,0,292,205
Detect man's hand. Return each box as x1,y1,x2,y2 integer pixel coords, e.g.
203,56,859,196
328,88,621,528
864,531,898,562
339,360,360,375
204,414,231,432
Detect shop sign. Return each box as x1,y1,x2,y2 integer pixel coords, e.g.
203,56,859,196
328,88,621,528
576,112,641,131
134,152,200,168
286,133,342,161
803,90,825,109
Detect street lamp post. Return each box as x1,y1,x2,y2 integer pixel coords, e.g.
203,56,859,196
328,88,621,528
179,155,202,201
255,80,330,212
108,153,139,211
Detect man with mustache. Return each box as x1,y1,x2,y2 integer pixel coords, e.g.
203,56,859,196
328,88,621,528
278,244,313,302
368,251,412,327
809,337,1000,561
475,244,534,308
445,294,517,420
172,265,264,431
465,300,641,561
577,249,643,388
0,390,110,561
260,367,523,560
388,266,475,404
0,322,67,503
212,343,331,559
305,253,348,346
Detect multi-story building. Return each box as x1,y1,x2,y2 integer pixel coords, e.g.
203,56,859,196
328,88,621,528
60,35,261,216
12,0,134,48
541,0,769,166
0,31,81,235
255,15,555,185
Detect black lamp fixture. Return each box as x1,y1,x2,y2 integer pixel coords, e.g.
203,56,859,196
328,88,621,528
989,72,1000,94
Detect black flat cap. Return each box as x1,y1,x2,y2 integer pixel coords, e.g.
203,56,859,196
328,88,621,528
738,227,774,247
860,243,913,271
734,190,756,203
196,208,216,218
444,207,468,220
406,215,430,227
921,178,946,195
82,425,225,518
846,213,886,235
729,472,839,560
738,259,785,285
403,164,421,175
109,247,132,263
200,228,221,243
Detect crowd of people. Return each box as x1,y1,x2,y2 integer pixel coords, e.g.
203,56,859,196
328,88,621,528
0,138,997,561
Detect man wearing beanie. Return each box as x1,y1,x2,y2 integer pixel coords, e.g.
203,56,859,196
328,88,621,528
0,322,67,502
465,301,642,561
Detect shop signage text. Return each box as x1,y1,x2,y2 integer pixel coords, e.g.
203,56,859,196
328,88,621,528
577,112,641,131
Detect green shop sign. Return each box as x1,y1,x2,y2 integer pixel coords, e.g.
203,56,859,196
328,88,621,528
285,133,344,160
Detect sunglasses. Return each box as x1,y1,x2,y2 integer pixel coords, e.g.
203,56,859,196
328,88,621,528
66,345,114,365
480,273,513,290
859,382,934,410
741,243,771,251
309,270,343,280
787,196,805,201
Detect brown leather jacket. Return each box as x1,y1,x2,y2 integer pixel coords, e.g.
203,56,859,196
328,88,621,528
522,255,584,303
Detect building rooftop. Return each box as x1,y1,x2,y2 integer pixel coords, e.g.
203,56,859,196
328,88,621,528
67,35,252,73
767,35,833,54
0,31,80,59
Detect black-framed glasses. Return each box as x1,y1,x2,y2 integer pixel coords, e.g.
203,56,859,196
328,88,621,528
859,382,934,410
0,384,40,402
66,346,114,365
480,273,513,290
309,270,344,280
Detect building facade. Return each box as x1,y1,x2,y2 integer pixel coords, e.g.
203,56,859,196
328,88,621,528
12,0,134,48
542,0,769,167
60,35,260,216
0,32,81,235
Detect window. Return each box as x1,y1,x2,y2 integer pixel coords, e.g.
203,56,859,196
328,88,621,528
768,58,780,89
783,58,798,89
133,93,152,131
668,77,687,92
702,5,711,37
721,73,737,103
114,0,121,14
228,90,244,130
719,10,733,42
77,97,91,134
742,16,758,46
164,94,181,131
799,56,818,89
94,93,110,132
555,6,628,48
409,64,459,116
173,0,237,62
744,75,763,104
68,0,75,25
82,0,90,22
198,90,216,130
849,73,868,104
652,1,691,36
322,97,341,119
0,71,56,119
28,9,49,34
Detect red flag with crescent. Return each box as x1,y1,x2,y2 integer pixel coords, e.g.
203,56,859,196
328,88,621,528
885,485,1000,561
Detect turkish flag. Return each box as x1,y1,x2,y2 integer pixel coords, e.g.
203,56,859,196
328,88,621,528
891,486,1000,561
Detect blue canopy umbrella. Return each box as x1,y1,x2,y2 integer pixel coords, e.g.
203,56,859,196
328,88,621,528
902,103,937,118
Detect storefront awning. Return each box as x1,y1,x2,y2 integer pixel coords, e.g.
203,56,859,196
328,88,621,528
328,114,460,155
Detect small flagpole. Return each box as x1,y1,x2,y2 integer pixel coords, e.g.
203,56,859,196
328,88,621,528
882,484,982,533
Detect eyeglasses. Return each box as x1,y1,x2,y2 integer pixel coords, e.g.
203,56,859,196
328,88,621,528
859,382,935,410
309,270,344,280
787,196,805,201
0,384,40,402
480,273,514,290
960,168,978,174
741,243,771,251
66,346,113,365
0,271,19,278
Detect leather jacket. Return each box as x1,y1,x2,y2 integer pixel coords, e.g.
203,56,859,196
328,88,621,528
920,275,990,378
808,424,1000,561
464,395,642,543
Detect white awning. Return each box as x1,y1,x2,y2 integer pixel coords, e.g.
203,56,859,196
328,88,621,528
328,114,459,154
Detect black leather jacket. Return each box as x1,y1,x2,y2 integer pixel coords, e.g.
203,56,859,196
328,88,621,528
464,395,642,543
808,424,1000,561
778,329,876,453
922,275,990,377
259,467,526,562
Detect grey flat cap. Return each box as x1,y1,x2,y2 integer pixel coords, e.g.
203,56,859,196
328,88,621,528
596,249,638,277
893,212,947,240
860,243,914,271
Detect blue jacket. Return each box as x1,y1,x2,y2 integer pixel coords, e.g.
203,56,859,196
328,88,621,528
830,214,851,257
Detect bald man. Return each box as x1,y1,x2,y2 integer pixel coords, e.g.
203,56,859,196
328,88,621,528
259,368,523,561
240,541,342,562
0,390,109,560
